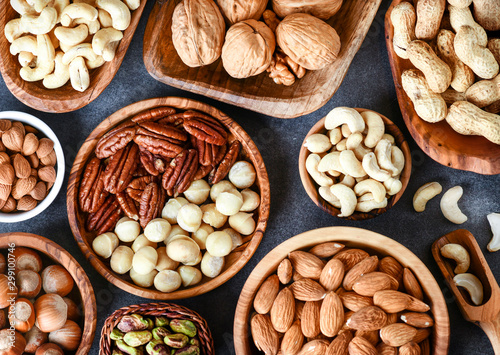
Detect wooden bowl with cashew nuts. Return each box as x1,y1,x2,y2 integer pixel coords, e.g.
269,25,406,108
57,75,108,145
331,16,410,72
298,108,412,221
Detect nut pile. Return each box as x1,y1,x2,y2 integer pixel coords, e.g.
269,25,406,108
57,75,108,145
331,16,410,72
80,106,260,292
304,107,405,217
110,314,201,355
250,243,434,354
171,0,342,85
0,247,83,354
0,119,57,213
392,0,500,144
5,0,139,92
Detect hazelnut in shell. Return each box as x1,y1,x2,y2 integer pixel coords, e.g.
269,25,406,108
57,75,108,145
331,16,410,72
110,246,134,275
48,320,81,351
229,212,256,235
12,247,42,272
35,343,64,355
9,298,36,333
240,188,260,212
183,179,210,204
34,294,68,333
144,218,171,243
114,217,141,243
191,223,214,249
177,265,202,287
0,274,18,308
154,270,182,293
200,251,225,278
0,329,26,355
92,232,119,259
62,298,81,322
24,326,48,353
41,265,74,297
130,268,158,288
131,234,157,253
228,161,256,189
132,246,158,275
177,204,203,232
16,269,42,298
156,247,179,271
206,231,233,257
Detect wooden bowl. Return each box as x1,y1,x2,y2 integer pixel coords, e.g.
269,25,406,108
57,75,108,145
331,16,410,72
298,108,412,220
143,0,383,119
384,0,500,175
67,97,270,299
233,226,450,354
0,1,147,113
100,302,214,355
0,232,97,354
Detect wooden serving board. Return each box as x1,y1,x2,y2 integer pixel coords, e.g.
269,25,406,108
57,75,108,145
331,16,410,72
0,1,147,113
385,0,500,175
143,0,382,119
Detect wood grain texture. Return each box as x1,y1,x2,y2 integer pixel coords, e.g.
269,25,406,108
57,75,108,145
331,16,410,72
66,97,270,299
0,1,147,113
234,227,450,354
298,108,412,220
0,232,97,355
385,0,500,175
432,229,500,353
143,0,382,119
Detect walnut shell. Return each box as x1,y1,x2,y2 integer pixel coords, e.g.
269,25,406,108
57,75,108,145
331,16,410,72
217,0,268,25
272,0,343,20
221,19,276,79
172,0,225,67
276,13,341,70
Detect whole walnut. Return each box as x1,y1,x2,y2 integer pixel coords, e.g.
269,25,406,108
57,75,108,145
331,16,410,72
276,13,341,70
171,0,225,67
217,0,268,25
272,0,343,20
221,20,276,79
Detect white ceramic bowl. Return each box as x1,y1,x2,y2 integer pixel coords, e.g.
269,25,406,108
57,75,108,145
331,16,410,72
0,111,64,223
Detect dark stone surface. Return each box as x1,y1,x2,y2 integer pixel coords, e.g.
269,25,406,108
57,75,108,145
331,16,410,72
0,1,499,353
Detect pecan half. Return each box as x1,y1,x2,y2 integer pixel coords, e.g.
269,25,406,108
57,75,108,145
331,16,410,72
209,141,240,184
133,133,184,159
158,113,185,126
139,182,163,228
138,121,188,142
193,164,213,181
79,157,108,213
95,121,137,159
162,149,198,195
140,149,161,176
183,111,227,146
131,106,176,123
127,176,156,202
103,144,139,194
116,191,139,221
87,195,122,234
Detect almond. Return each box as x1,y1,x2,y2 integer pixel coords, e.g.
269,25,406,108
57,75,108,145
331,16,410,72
319,258,344,291
254,274,280,314
0,164,15,185
24,124,38,134
270,287,295,333
289,251,324,280
30,181,47,201
297,339,329,355
26,153,39,169
326,330,352,355
379,323,417,347
11,176,36,200
30,168,37,178
38,166,56,183
301,300,321,338
22,133,39,156
281,320,304,355
0,196,16,213
293,270,304,282
348,336,377,355
320,291,344,337
0,183,11,201
0,198,5,210
0,152,9,165
419,338,430,355
309,242,345,258
17,195,37,211
294,301,304,321
40,150,56,166
0,120,12,133
376,343,398,355
340,292,374,312
373,290,411,313
385,312,398,326
406,296,430,313
379,256,403,284
343,255,379,291
290,279,326,301
399,341,421,355
13,154,31,179
2,126,24,152
355,330,379,346
400,312,434,328
403,268,424,301
250,314,279,355
36,138,54,159
278,258,293,285
0,141,5,152
12,121,25,135
352,272,393,297
413,328,431,343
345,306,387,331
343,311,355,330
333,248,369,271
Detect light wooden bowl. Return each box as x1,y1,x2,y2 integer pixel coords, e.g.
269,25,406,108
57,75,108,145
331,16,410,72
0,232,97,354
67,97,270,299
143,0,383,119
298,108,411,220
0,1,147,113
233,226,450,354
384,0,500,175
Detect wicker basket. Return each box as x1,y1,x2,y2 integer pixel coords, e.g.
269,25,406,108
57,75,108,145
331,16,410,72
100,302,215,355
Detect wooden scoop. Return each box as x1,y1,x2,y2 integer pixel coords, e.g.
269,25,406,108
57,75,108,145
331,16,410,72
432,229,500,353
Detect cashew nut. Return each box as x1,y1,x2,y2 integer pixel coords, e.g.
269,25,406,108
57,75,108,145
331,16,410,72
69,56,90,92
330,184,357,217
304,133,332,153
5,18,26,43
329,127,342,145
60,3,98,27
62,42,98,65
440,186,467,224
20,34,55,82
355,192,388,212
54,24,89,46
122,0,140,11
362,152,391,182
336,138,347,151
487,213,500,252
10,0,36,15
341,124,352,138
325,107,366,133
10,35,38,56
440,243,470,274
340,174,356,189
86,54,105,69
361,111,385,148
453,273,483,305
352,144,372,161
18,51,36,67
318,151,344,174
375,139,399,176
384,177,403,196
382,134,395,144
73,17,101,34
319,186,341,208
43,51,70,89
73,0,96,4
52,0,70,22
31,0,51,12
306,154,333,187
98,8,113,27
354,179,386,203
413,182,442,212
391,146,405,177
92,27,123,61
339,150,366,178
328,170,341,177
346,132,363,150
96,0,131,31
21,6,58,35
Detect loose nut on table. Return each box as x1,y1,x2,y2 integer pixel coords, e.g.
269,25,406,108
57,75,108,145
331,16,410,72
487,213,500,252
440,186,467,224
413,181,442,212
440,243,470,274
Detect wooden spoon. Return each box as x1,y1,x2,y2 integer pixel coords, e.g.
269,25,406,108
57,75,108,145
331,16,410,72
432,229,500,353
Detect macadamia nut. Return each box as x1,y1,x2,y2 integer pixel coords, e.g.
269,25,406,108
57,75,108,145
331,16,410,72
177,265,202,287
165,225,189,244
228,161,256,189
130,268,158,288
229,212,256,235
200,251,225,278
92,232,119,258
132,246,158,275
191,223,214,249
156,247,179,271
223,228,243,251
206,231,233,257
110,246,134,275
201,203,228,228
210,180,237,201
177,203,203,233
240,188,260,212
161,197,188,224
215,190,243,216
144,218,171,243
166,237,201,264
154,270,182,292
131,234,157,253
183,251,202,266
183,179,210,204
114,217,141,242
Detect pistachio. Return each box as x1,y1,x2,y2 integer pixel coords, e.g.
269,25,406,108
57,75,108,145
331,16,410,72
111,328,125,340
172,345,201,355
123,330,153,347
152,327,170,340
116,340,144,355
146,318,154,330
146,339,170,355
118,314,149,333
164,333,189,348
155,316,169,328
169,319,197,338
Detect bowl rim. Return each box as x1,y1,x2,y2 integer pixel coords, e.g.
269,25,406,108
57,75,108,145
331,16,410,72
297,107,412,220
0,232,97,355
66,96,271,299
233,226,450,355
0,111,65,223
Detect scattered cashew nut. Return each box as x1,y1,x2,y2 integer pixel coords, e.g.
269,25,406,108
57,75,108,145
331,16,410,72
487,213,500,252
453,273,483,305
330,184,357,217
440,243,470,274
306,154,333,187
354,179,386,203
413,182,442,212
325,107,366,133
440,186,467,224
69,56,90,92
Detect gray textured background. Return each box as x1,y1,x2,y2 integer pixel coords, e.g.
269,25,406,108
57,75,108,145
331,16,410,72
1,0,499,353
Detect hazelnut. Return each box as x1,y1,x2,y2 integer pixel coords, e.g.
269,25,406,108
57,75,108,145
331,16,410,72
0,329,26,355
62,297,81,322
48,320,81,351
9,298,36,333
16,269,42,298
41,265,74,297
34,294,68,333
13,247,42,272
228,161,256,189
25,325,48,353
35,343,64,355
